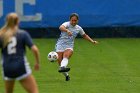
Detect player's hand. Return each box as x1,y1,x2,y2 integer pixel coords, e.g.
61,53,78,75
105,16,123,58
34,63,40,71
67,30,72,36
92,41,98,44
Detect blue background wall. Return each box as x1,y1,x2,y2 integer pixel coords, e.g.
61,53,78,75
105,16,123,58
0,0,140,38
1,0,140,27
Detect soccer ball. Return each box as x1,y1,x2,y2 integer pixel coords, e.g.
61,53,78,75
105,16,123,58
47,51,58,62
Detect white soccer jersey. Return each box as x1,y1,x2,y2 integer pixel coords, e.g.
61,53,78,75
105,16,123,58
55,21,85,52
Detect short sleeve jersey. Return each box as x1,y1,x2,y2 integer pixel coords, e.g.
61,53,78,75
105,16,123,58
57,21,85,46
0,29,34,63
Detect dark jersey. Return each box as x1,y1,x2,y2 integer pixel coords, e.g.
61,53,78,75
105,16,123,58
0,29,34,78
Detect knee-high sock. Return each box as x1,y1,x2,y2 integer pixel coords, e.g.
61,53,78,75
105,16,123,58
60,58,68,67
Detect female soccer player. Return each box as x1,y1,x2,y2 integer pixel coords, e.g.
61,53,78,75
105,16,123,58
55,13,98,81
0,13,40,93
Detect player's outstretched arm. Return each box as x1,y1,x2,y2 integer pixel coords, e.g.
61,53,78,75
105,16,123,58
82,34,98,44
31,45,40,71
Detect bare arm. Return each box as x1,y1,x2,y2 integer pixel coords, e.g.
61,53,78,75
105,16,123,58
31,45,40,70
82,34,98,44
59,25,72,36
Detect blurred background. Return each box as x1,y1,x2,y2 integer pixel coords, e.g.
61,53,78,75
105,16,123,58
1,1,140,93
0,0,140,38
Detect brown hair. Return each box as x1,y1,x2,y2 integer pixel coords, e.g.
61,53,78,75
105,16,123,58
69,13,79,20
0,13,19,48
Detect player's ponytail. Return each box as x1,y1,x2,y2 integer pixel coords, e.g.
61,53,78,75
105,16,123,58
0,13,19,48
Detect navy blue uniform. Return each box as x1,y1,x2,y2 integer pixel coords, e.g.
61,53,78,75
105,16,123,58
0,29,34,80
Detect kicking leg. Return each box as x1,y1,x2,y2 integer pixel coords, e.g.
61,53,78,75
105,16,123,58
58,49,73,72
60,49,73,68
57,49,72,80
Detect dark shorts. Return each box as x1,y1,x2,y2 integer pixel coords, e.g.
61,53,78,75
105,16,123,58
2,60,31,80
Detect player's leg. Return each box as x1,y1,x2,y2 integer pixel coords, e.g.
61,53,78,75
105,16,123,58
58,49,73,72
57,52,63,65
4,80,15,93
63,49,73,58
57,52,69,80
61,49,73,67
19,75,39,93
60,49,73,80
62,72,70,81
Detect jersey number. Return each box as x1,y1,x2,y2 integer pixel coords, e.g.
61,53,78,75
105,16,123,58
7,37,17,54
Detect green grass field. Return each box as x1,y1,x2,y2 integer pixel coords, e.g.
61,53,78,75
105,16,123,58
0,38,140,93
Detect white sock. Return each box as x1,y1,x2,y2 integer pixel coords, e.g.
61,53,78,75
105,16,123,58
62,72,69,77
60,58,68,67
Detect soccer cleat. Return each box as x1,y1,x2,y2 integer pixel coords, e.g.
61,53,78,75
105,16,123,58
66,75,70,81
58,67,70,72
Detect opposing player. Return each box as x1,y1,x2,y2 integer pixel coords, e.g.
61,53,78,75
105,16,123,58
0,13,40,93
55,13,98,81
